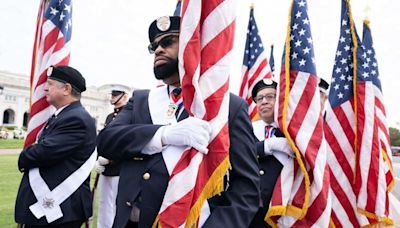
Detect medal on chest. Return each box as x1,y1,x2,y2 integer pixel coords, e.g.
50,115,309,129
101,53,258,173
166,103,178,119
166,87,182,119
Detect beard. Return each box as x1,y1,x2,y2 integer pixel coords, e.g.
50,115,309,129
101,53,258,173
153,57,179,80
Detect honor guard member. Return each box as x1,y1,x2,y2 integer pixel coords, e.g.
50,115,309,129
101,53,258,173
318,77,329,114
97,16,260,228
95,84,130,228
249,79,294,227
15,65,97,228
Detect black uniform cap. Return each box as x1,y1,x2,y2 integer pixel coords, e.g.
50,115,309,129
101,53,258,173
47,65,86,93
318,78,329,94
251,78,277,102
148,16,180,43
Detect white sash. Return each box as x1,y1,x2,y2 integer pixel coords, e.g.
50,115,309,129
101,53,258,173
252,120,267,141
252,120,290,164
28,150,97,223
148,86,210,226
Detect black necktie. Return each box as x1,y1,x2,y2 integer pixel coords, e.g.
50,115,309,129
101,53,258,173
44,114,56,130
37,114,56,140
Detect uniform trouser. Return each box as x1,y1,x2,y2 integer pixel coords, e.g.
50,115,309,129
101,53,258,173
97,175,120,228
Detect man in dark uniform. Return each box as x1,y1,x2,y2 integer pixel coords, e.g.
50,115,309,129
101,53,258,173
95,84,130,228
15,65,97,228
249,79,294,227
96,16,260,228
318,77,329,114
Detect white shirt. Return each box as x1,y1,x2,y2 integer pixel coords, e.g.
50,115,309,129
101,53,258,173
252,120,290,165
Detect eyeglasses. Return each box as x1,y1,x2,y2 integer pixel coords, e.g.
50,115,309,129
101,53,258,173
255,94,276,104
148,35,178,54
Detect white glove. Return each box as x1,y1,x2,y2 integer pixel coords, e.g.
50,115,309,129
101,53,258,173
95,160,106,174
161,117,212,154
95,156,110,174
97,156,110,165
264,137,295,158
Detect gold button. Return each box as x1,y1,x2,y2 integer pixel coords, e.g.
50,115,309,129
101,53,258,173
133,157,143,161
143,172,151,180
259,170,265,176
126,201,132,207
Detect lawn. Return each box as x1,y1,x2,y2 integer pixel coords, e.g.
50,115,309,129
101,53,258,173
0,139,24,149
0,154,99,227
0,154,21,227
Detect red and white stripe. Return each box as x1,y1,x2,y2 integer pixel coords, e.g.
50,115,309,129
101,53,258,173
156,0,235,227
268,70,331,227
325,98,371,227
239,55,272,120
25,0,71,147
355,81,394,222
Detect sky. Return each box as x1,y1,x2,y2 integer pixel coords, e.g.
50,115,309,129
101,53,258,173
0,0,399,126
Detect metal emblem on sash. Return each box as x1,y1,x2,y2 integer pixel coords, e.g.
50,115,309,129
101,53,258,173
42,197,55,209
166,103,178,119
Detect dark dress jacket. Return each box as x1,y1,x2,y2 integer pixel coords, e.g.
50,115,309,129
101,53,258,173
97,90,260,228
15,101,96,226
100,106,125,176
250,126,284,228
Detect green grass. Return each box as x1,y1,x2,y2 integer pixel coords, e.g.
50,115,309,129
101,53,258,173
0,154,99,227
0,139,24,149
0,154,21,227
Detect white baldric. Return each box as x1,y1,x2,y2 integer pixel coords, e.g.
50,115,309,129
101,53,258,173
28,150,97,223
252,119,268,141
252,120,290,165
148,86,210,226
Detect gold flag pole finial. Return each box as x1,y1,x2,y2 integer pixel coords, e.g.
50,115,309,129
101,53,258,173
250,1,254,9
363,0,372,21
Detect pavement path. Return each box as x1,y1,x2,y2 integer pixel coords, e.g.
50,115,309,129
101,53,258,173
0,148,20,155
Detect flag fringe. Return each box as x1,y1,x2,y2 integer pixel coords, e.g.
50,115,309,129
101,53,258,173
346,0,360,184
275,0,311,223
185,156,231,227
251,113,260,122
265,205,303,227
357,208,394,227
329,218,336,228
153,155,231,228
381,147,395,192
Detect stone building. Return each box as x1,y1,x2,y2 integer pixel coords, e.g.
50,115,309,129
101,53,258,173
0,70,133,132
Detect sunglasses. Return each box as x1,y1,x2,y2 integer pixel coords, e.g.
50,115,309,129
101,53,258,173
148,35,178,54
111,91,124,96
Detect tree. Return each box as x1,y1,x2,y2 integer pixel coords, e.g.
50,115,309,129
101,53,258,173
389,127,400,146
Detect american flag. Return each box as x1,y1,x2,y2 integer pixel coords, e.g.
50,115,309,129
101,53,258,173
239,7,272,121
325,1,394,226
173,0,181,16
267,0,331,226
25,0,72,147
270,44,275,76
155,0,235,227
355,19,395,225
324,1,368,226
